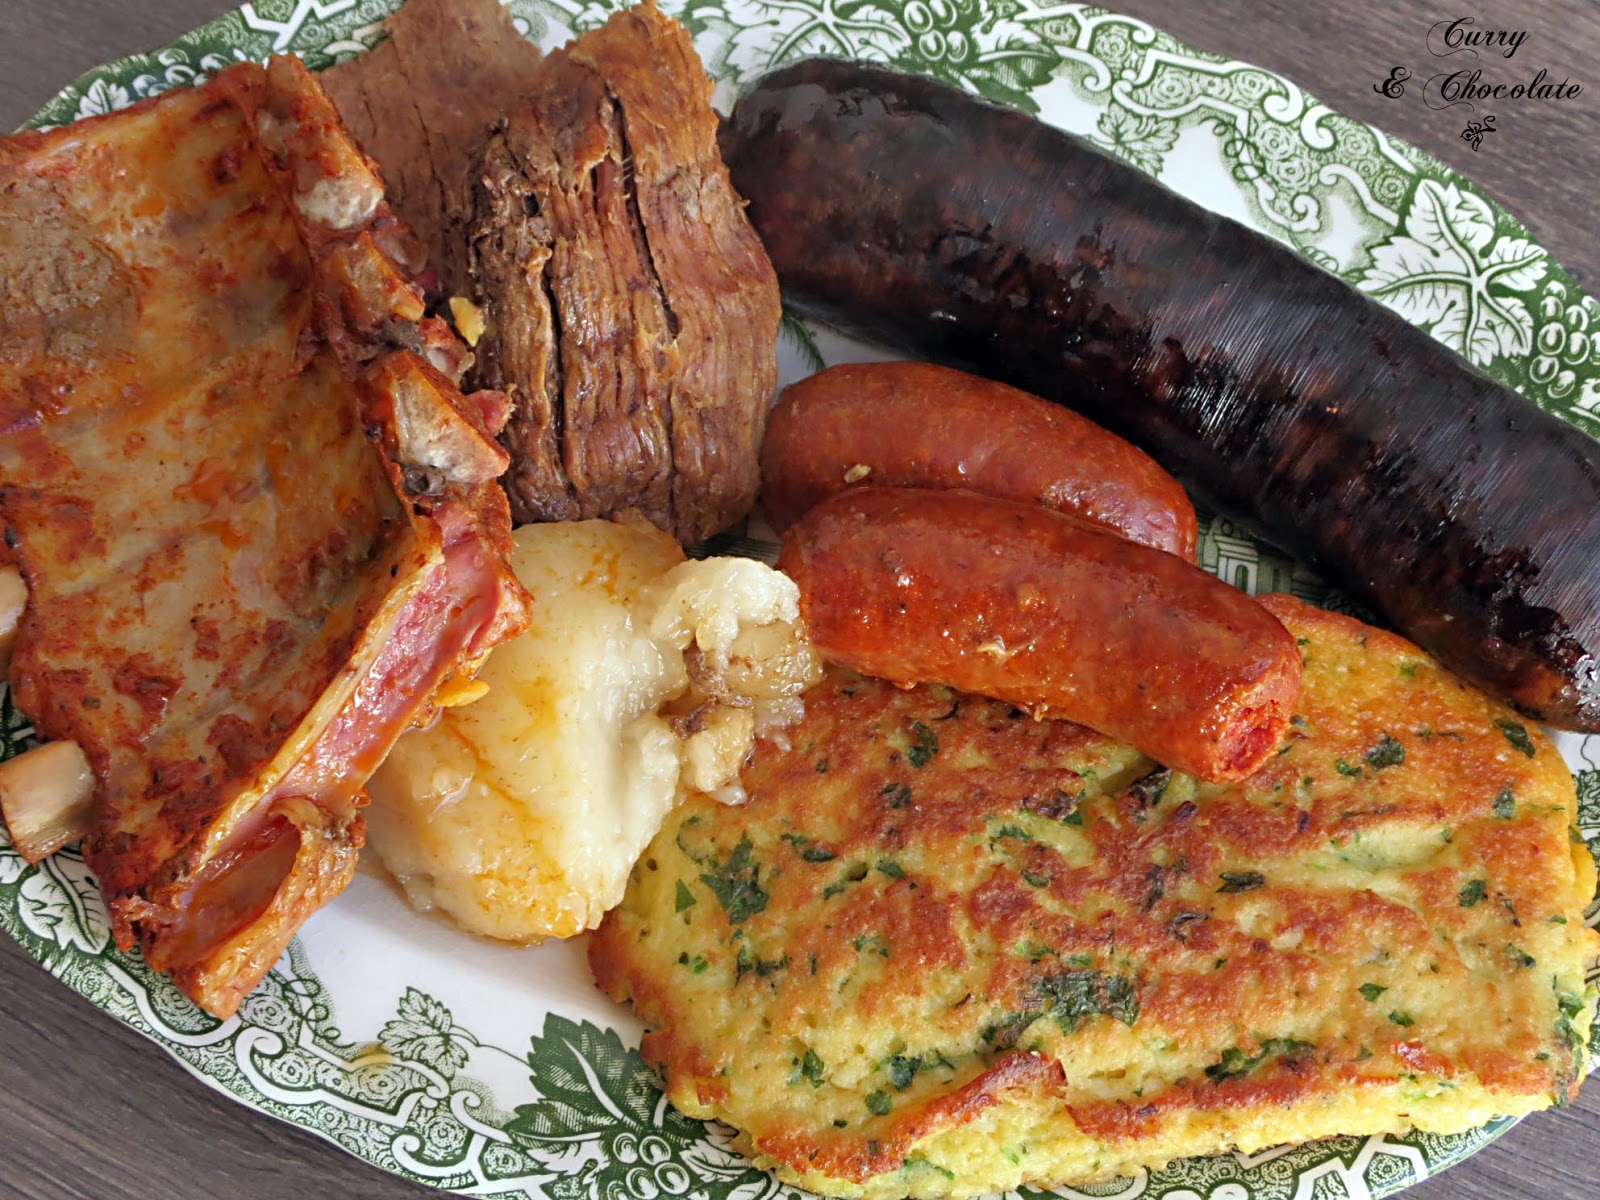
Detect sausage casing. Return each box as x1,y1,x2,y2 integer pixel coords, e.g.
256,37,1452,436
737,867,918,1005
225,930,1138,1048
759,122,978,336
723,58,1600,730
760,361,1198,558
777,487,1301,781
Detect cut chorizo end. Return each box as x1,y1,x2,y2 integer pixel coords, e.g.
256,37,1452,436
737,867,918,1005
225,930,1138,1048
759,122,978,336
777,487,1300,781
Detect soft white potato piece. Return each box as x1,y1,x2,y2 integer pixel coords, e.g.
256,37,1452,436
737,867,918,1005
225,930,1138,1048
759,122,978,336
366,518,818,941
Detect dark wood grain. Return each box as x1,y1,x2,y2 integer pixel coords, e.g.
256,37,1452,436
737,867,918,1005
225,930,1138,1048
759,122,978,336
1112,0,1599,289
0,3,1596,1200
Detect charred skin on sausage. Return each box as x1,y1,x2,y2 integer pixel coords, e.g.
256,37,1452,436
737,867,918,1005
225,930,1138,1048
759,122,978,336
722,58,1600,731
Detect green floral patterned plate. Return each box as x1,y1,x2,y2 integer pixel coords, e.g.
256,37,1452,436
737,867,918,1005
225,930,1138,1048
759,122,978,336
7,1,1600,1198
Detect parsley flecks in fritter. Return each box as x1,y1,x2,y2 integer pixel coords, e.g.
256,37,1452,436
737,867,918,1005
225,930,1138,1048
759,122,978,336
1218,871,1265,894
880,783,913,809
795,1049,826,1088
989,824,1033,845
699,835,768,924
1039,969,1140,1031
1495,718,1537,758
736,944,789,981
1364,733,1405,770
1459,879,1489,907
782,834,840,864
591,597,1598,1200
1022,788,1082,822
884,1051,953,1091
1204,1038,1314,1082
1506,944,1536,969
1128,767,1172,811
908,721,940,768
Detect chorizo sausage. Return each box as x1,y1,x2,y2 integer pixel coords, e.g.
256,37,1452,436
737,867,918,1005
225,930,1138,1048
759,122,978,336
776,487,1301,781
723,58,1600,731
760,361,1198,557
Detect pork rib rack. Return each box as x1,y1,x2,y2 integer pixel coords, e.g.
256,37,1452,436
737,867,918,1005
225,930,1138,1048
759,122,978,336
0,57,530,1017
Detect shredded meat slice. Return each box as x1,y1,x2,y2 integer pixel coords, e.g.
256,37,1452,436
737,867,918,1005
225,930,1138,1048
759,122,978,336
472,55,677,528
564,2,782,543
472,132,575,521
0,56,529,1017
469,1,780,544
322,0,779,545
321,0,543,298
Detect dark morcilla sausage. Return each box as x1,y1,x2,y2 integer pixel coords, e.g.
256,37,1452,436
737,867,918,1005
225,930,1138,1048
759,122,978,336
760,361,1198,558
723,57,1600,731
777,487,1301,781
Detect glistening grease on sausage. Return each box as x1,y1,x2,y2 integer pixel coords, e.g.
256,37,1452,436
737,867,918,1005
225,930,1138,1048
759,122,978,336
777,488,1301,781
760,362,1198,558
724,58,1600,731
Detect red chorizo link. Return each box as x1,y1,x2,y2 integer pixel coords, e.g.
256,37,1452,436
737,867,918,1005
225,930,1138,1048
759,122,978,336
761,362,1197,559
725,58,1600,730
777,487,1300,781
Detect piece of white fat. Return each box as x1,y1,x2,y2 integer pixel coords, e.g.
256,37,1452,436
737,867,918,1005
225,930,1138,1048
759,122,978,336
365,518,819,943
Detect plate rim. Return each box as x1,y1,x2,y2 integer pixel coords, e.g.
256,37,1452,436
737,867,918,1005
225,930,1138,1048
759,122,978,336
5,2,1599,1199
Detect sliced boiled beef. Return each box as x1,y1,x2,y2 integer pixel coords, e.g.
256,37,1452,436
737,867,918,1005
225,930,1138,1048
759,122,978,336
470,2,781,545
321,0,544,299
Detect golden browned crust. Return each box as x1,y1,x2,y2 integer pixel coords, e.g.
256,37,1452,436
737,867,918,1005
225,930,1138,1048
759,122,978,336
758,1052,1068,1184
0,58,528,1016
591,595,1600,1198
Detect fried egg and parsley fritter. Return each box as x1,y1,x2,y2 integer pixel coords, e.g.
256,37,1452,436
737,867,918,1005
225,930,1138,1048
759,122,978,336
590,595,1600,1198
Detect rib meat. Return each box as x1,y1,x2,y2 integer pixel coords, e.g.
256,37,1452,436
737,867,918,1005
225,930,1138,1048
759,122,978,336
0,57,530,1017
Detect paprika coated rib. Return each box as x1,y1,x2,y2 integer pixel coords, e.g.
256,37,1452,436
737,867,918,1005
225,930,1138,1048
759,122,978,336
722,58,1600,731
760,362,1198,558
0,59,530,1017
777,488,1300,781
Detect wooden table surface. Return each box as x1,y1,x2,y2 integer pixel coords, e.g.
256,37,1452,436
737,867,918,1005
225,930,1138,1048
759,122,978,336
1,2,1596,1199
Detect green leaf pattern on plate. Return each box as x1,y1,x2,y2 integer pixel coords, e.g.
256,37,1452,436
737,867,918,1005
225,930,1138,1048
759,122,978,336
1094,104,1178,177
5,1,1600,1197
1358,179,1547,368
17,852,112,956
380,987,479,1080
